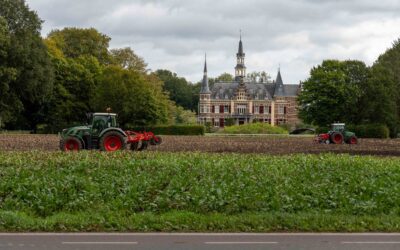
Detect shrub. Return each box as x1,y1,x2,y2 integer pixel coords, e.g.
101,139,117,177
127,125,205,135
347,124,390,139
225,118,235,126
220,122,288,134
315,126,329,134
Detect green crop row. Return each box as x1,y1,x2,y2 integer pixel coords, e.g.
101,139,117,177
0,151,399,231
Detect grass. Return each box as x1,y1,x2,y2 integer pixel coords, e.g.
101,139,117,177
220,122,288,134
0,151,399,232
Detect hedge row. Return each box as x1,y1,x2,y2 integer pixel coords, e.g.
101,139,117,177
220,122,288,135
127,125,205,135
347,124,390,139
316,124,390,138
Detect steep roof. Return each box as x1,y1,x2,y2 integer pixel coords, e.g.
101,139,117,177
273,70,285,96
209,71,299,99
238,39,244,56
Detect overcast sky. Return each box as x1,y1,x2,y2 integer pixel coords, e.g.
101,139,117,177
26,0,400,84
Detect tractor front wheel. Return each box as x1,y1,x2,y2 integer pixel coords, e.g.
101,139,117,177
330,132,343,144
60,137,82,151
100,132,126,151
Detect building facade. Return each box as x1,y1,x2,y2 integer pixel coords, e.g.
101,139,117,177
198,37,301,127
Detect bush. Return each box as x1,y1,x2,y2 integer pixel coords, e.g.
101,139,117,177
225,118,235,126
315,126,329,134
220,122,288,134
347,124,390,139
127,124,205,135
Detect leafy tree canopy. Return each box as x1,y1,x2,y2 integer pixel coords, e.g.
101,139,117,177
47,27,111,64
155,69,198,111
0,0,54,130
110,47,147,72
298,60,367,127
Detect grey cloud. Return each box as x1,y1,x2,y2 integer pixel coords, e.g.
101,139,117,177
26,0,400,84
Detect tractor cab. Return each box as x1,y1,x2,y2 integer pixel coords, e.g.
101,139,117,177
331,123,345,132
88,113,118,136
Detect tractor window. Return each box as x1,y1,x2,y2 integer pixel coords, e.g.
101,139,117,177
92,116,108,134
109,116,117,127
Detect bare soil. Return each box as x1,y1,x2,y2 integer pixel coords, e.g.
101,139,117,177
1,134,400,156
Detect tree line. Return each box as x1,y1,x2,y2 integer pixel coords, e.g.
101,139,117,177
298,41,400,137
0,0,199,132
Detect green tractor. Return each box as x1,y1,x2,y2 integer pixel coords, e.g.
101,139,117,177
315,123,358,144
60,112,162,151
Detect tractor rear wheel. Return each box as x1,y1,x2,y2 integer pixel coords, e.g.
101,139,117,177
347,135,358,144
330,132,343,144
60,137,82,151
100,131,126,151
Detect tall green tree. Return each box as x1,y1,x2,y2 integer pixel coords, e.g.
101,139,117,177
95,66,169,126
369,39,400,136
298,60,367,127
155,69,198,111
47,28,111,64
43,35,103,132
0,0,54,130
0,17,18,127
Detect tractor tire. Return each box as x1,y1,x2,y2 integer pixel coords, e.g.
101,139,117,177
347,135,358,145
138,141,148,151
330,132,343,144
150,136,162,145
60,136,82,151
100,131,127,152
130,141,139,151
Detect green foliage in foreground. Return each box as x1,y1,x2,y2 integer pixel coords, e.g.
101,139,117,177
0,151,400,232
220,122,288,134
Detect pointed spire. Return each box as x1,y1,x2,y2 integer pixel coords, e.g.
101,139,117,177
200,53,210,94
235,30,246,80
238,30,244,56
274,67,285,96
276,68,283,85
203,53,207,73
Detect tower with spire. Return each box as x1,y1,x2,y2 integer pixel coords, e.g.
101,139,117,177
198,54,211,122
235,31,246,81
200,54,210,94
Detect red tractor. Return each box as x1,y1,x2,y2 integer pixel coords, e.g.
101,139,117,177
59,112,162,151
315,123,358,144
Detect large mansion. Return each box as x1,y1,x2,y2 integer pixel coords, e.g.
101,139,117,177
197,37,301,127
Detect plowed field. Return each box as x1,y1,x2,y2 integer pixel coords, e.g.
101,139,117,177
1,134,399,156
